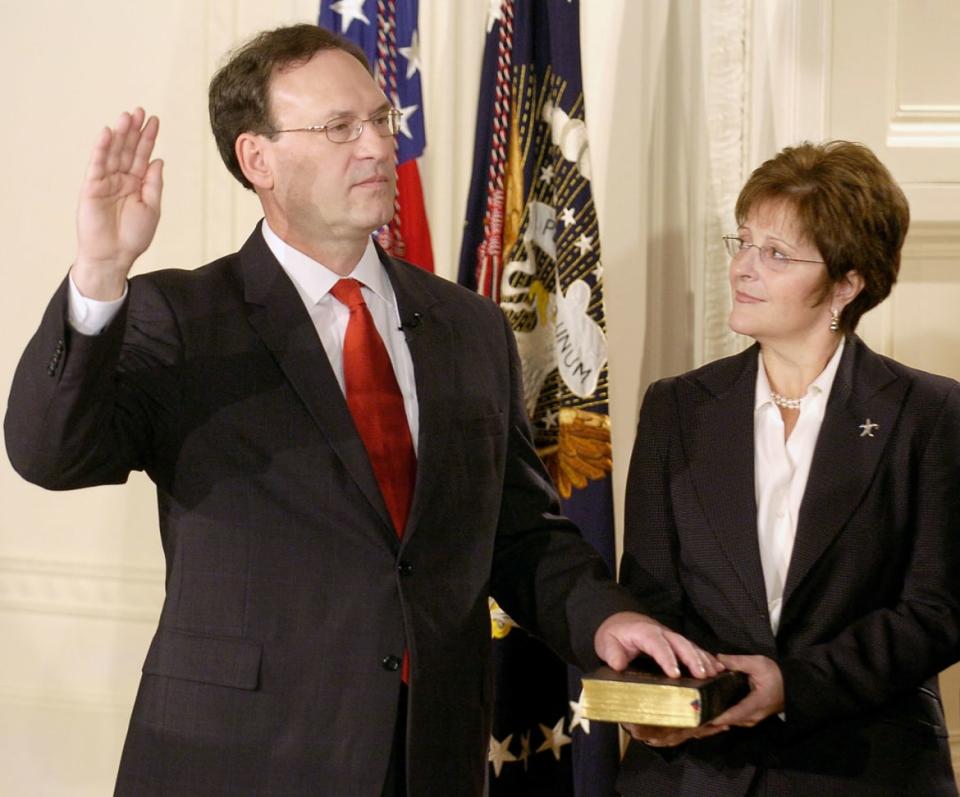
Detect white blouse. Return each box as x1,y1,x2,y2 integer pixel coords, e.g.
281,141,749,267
753,339,844,633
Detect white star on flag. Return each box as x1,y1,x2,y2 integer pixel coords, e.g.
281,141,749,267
399,30,422,79
569,692,591,734
575,234,593,256
488,734,517,777
329,0,370,32
560,206,576,226
486,0,505,33
392,94,419,139
536,718,572,761
542,408,560,429
540,164,556,184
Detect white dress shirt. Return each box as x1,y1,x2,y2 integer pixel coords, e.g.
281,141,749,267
67,220,420,452
754,339,844,633
67,277,127,335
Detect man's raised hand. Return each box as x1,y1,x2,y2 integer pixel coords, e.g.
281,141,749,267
73,108,163,300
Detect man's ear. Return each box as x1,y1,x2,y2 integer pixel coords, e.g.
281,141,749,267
236,133,274,190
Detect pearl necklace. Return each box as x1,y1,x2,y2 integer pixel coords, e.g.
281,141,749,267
770,392,802,410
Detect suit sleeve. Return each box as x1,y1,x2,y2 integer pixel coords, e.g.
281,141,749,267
618,379,687,631
5,275,181,491
487,308,640,670
779,381,960,730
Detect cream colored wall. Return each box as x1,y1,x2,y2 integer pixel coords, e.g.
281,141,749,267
1,1,957,793
827,0,960,773
0,2,320,794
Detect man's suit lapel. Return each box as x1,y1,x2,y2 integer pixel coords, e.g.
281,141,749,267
239,227,396,540
685,346,771,622
378,248,454,542
783,336,906,604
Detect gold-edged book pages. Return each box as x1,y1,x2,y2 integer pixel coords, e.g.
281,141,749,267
580,666,749,728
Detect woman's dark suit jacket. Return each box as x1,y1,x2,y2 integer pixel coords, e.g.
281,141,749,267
618,335,960,796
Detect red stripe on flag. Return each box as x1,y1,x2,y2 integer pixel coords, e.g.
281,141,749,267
396,160,434,272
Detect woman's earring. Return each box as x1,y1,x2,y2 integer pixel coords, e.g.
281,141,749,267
829,307,840,333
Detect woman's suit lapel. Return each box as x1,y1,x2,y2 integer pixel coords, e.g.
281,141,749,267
681,345,771,625
782,336,907,608
681,337,908,635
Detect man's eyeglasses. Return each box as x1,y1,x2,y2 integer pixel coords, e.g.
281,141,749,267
269,108,402,144
722,235,825,272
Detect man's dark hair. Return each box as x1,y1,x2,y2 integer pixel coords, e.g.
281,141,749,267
209,24,370,190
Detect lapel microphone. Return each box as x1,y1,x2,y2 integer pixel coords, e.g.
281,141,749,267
398,312,422,332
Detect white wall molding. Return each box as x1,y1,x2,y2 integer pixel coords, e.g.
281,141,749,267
889,109,960,149
0,557,164,623
901,220,960,270
0,683,132,715
886,0,960,149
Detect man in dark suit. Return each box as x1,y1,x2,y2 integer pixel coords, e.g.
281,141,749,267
5,25,716,796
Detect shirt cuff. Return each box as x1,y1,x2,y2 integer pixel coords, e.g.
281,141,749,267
67,273,127,335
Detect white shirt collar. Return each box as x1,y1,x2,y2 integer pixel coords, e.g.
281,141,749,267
260,219,389,305
755,337,846,413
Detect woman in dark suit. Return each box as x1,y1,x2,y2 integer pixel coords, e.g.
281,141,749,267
616,141,960,796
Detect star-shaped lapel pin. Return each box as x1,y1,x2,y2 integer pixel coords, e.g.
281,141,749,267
859,418,878,438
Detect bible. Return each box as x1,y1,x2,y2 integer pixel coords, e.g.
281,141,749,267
580,665,749,727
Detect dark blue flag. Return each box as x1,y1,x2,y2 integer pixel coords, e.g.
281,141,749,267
459,1,620,794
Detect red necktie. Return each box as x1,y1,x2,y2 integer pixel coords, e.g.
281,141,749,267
330,278,417,538
330,279,416,684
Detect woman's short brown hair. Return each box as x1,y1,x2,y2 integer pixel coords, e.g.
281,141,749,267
735,140,909,333
209,24,370,190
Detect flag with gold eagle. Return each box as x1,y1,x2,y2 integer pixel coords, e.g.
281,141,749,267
459,1,618,794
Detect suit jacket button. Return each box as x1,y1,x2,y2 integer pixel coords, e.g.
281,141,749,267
381,655,401,672
398,561,413,576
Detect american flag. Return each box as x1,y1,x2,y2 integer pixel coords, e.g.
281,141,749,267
319,0,434,271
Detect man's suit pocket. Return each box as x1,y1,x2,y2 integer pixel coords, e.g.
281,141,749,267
135,628,266,743
142,626,262,689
